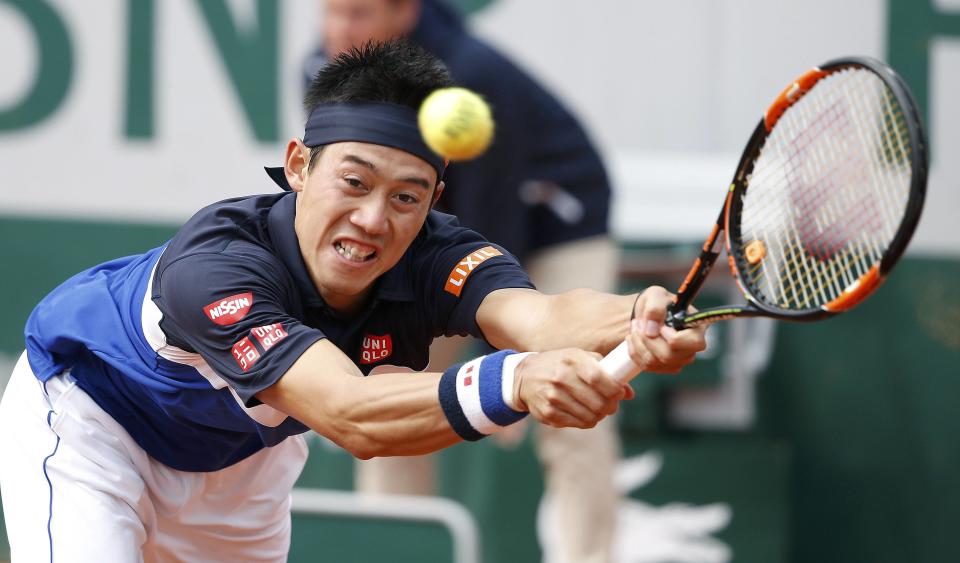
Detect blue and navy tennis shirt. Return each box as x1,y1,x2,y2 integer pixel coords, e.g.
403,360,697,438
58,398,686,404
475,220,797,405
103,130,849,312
24,192,533,471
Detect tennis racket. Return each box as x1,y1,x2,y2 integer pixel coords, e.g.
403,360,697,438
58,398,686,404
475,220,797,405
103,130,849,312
601,56,928,382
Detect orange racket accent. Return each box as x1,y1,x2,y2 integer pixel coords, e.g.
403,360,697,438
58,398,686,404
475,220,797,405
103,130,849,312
745,240,766,264
722,187,736,255
702,224,720,252
822,264,884,312
677,258,702,295
764,68,830,131
727,255,738,278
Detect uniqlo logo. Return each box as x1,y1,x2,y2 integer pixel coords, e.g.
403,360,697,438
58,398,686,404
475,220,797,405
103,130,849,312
231,337,261,372
463,364,474,386
444,246,503,297
251,323,288,352
204,292,254,326
360,334,393,365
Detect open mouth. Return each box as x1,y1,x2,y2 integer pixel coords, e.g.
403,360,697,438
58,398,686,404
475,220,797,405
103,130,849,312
334,239,377,263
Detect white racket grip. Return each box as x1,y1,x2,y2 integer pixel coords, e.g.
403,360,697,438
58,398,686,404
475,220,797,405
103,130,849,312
599,340,641,383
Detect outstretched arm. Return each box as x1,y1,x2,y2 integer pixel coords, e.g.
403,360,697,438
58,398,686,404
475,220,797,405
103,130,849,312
475,286,708,374
257,339,455,459
255,338,627,459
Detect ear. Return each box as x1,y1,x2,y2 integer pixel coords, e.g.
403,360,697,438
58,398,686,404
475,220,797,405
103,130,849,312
284,138,311,192
430,180,445,208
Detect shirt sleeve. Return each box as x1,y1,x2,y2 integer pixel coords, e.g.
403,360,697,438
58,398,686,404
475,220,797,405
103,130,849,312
153,251,325,405
416,214,535,339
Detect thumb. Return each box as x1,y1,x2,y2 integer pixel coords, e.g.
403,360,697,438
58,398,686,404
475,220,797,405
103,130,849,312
512,354,531,411
641,296,669,338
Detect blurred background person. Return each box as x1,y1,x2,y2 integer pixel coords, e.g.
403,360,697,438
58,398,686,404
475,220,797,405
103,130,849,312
304,1,621,561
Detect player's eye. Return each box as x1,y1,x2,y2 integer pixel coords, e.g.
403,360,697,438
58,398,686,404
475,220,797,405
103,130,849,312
343,176,364,189
395,192,420,205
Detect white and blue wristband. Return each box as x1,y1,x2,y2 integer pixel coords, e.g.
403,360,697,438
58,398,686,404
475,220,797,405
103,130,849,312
438,350,533,441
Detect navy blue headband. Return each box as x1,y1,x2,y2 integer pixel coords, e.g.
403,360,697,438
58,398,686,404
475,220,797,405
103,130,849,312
265,102,446,191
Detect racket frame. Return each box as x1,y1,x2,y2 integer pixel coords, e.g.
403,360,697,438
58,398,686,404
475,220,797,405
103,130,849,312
666,56,928,330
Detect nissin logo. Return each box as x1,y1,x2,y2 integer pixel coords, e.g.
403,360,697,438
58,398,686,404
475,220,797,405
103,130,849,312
204,292,254,326
444,246,502,297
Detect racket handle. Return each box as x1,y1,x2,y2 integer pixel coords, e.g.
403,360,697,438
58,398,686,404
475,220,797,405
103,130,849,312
599,341,641,383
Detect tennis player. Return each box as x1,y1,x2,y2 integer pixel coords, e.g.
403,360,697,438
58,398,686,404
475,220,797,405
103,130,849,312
0,40,706,561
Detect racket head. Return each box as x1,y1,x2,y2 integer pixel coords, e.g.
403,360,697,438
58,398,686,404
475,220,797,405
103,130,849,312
723,56,928,321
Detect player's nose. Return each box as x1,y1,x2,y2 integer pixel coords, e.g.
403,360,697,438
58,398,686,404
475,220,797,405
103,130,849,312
349,196,389,236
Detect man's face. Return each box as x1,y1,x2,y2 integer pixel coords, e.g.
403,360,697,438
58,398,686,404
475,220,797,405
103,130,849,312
291,141,439,313
322,0,417,57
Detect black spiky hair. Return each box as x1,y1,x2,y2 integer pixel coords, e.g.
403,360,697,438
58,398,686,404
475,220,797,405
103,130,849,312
304,39,454,113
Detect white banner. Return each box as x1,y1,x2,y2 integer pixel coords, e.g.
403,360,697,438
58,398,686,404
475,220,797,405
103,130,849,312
1,0,957,253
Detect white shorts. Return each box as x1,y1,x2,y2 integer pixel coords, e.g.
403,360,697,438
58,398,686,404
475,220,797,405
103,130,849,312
0,351,308,563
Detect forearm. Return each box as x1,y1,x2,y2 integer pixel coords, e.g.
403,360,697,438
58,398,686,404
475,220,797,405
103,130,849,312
479,285,708,383
333,371,460,458
258,340,539,459
537,289,636,353
258,338,635,457
482,288,636,355
256,340,460,459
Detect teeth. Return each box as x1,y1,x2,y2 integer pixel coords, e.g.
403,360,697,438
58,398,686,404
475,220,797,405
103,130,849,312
335,241,375,262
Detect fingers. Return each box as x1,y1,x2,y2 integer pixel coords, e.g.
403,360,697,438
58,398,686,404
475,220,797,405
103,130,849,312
542,353,622,427
641,333,698,371
528,389,611,429
661,323,708,354
517,350,625,429
625,319,651,367
571,351,628,401
627,322,706,373
634,286,674,337
627,286,709,374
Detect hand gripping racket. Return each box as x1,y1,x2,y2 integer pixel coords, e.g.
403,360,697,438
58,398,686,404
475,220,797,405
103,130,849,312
601,56,928,382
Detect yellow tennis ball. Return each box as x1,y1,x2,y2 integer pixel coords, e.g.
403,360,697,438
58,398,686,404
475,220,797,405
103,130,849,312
418,87,494,161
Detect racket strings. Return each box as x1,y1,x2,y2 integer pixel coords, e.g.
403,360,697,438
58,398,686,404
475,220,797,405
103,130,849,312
753,92,859,306
763,74,904,307
747,90,858,307
738,67,912,311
